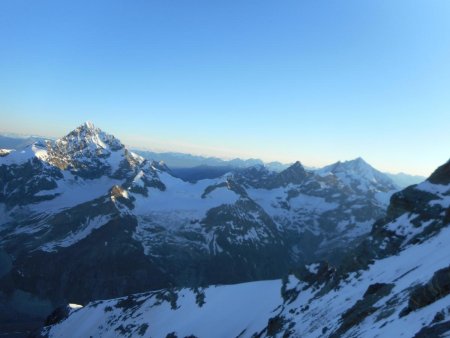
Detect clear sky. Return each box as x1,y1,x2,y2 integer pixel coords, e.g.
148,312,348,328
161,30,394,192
0,0,449,176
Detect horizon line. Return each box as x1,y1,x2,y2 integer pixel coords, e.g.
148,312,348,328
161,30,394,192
0,126,429,178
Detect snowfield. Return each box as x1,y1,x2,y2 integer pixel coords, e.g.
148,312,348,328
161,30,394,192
42,280,283,338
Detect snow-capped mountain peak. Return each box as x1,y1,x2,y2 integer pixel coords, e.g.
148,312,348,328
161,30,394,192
317,157,398,193
83,120,95,130
275,160,307,184
287,160,305,171
41,123,146,179
56,122,124,153
330,157,372,173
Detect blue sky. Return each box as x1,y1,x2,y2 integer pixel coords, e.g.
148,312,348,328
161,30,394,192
0,0,449,176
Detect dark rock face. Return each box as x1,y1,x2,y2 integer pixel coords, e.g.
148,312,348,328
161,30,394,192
271,161,307,187
266,315,287,336
234,161,309,189
413,320,450,338
428,159,450,185
0,156,62,207
44,305,71,326
387,186,440,220
2,215,171,306
291,261,336,287
331,283,394,337
364,282,393,297
432,310,446,323
126,163,166,196
401,266,450,316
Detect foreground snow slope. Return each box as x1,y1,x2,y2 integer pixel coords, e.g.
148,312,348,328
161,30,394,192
42,280,283,338
41,223,450,337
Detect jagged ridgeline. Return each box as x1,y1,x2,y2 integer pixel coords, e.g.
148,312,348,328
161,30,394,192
39,156,450,338
0,123,399,333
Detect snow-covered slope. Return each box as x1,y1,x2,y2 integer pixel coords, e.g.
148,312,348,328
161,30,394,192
39,227,450,338
40,280,283,338
40,159,450,338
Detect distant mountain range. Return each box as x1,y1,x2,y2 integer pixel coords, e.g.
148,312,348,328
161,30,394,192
0,134,48,150
384,171,428,188
133,149,291,172
132,150,426,188
0,133,425,187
